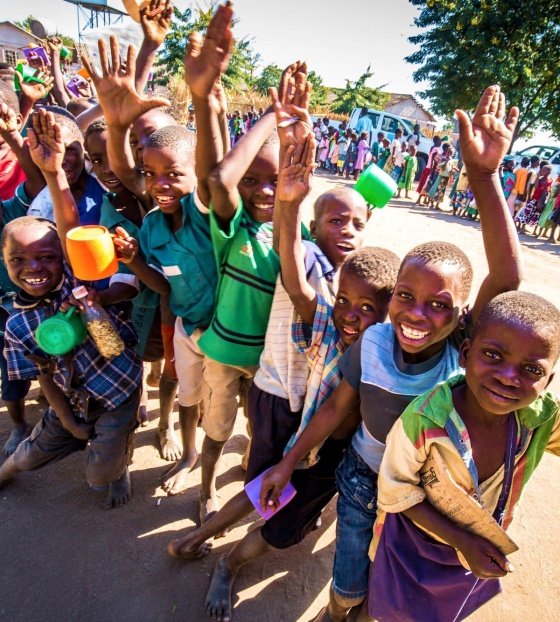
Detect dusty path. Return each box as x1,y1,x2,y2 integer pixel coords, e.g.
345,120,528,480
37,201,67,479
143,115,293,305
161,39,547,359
1,170,559,622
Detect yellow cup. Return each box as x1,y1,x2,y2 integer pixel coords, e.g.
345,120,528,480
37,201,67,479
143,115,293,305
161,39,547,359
66,225,118,281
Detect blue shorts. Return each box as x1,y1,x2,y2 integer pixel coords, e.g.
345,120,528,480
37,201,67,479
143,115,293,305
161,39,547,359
332,444,379,600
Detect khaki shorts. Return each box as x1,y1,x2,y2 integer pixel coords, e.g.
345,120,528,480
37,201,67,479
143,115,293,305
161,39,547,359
173,317,205,407
202,358,258,442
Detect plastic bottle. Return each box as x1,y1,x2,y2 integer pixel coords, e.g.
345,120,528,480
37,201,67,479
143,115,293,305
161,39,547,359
72,286,125,358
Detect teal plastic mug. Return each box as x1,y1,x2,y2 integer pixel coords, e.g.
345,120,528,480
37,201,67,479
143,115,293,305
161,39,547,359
354,164,397,208
35,307,87,356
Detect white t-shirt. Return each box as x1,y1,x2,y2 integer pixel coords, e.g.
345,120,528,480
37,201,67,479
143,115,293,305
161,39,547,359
391,138,401,160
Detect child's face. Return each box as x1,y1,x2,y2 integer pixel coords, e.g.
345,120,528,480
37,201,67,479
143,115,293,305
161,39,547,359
60,127,85,188
540,167,551,179
333,270,388,347
459,320,555,415
238,144,279,223
142,145,196,215
3,227,64,298
311,197,369,267
389,259,467,363
130,111,175,168
85,130,124,193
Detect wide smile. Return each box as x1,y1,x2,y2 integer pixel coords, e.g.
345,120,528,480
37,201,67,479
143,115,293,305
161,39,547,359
155,195,176,208
21,276,49,288
400,323,430,342
103,177,122,188
253,202,274,212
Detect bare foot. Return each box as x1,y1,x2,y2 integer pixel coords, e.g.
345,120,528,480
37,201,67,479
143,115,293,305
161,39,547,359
198,495,227,537
3,425,31,456
138,406,149,427
146,371,161,388
167,533,213,559
157,427,182,462
205,555,235,622
162,452,198,495
107,468,131,509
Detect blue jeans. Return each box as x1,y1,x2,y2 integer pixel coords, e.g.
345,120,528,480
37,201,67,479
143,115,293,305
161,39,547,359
332,444,379,599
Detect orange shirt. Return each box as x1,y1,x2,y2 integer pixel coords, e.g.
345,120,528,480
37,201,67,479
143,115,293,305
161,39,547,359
513,166,529,195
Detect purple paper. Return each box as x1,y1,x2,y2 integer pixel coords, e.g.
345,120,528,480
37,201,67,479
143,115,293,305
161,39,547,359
244,467,297,520
66,75,87,97
23,47,50,66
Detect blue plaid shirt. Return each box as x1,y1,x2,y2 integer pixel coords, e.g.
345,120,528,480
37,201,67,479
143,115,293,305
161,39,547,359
4,269,143,415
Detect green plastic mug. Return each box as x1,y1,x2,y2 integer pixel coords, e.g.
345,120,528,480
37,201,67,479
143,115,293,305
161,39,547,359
35,307,87,356
354,164,397,208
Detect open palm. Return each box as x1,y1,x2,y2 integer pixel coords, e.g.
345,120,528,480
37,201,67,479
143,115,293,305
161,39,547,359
457,85,519,175
278,136,316,204
82,36,169,129
27,109,65,174
184,2,233,99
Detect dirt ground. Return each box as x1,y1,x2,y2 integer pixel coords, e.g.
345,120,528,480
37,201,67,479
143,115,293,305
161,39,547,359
1,170,559,622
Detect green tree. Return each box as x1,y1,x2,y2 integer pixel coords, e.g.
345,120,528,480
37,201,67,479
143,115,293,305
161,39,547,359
330,66,388,115
156,2,255,90
407,0,560,143
308,71,328,110
253,63,282,96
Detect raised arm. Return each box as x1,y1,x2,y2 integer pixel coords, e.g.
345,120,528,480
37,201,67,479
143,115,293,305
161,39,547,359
0,104,45,201
17,71,55,129
135,0,173,93
82,36,169,203
27,109,78,260
277,137,317,325
457,85,523,323
184,2,233,207
44,36,70,108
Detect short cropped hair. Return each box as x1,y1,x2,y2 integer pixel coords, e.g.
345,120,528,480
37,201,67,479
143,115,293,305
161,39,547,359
313,187,369,220
84,117,108,145
341,246,400,304
400,241,473,302
472,291,560,363
143,125,196,162
29,106,83,143
1,216,58,252
0,80,20,113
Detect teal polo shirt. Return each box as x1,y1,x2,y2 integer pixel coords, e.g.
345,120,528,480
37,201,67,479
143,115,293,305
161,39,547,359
0,183,32,295
139,192,217,335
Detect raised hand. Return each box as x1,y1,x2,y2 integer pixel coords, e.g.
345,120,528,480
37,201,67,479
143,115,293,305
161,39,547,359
0,103,19,134
184,1,233,99
140,0,173,47
457,85,519,177
27,108,65,174
19,72,54,104
270,61,313,148
45,36,64,54
277,134,316,205
82,35,170,129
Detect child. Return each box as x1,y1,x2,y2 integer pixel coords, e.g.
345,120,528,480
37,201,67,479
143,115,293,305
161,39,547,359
370,131,385,165
329,134,340,173
515,163,552,234
84,30,225,495
368,291,560,621
507,156,530,215
415,135,442,198
391,140,407,183
354,131,370,178
0,215,142,508
343,132,358,179
451,165,471,217
396,144,418,199
545,183,560,243
336,130,348,175
535,172,560,238
500,157,516,199
318,133,330,169
376,137,391,171
428,144,454,209
0,102,48,456
27,107,105,225
202,134,400,622
260,85,523,622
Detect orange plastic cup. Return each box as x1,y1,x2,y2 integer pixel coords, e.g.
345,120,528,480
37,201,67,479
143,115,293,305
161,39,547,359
66,225,118,281
77,67,90,79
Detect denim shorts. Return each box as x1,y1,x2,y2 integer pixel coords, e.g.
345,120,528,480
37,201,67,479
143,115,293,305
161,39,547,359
332,444,379,600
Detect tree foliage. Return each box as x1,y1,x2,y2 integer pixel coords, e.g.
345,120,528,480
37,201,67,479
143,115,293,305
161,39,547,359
253,63,282,96
330,66,388,115
155,2,256,90
407,0,560,142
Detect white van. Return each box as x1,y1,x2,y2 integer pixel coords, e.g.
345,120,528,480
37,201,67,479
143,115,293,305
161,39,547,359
347,107,434,177
512,145,560,178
